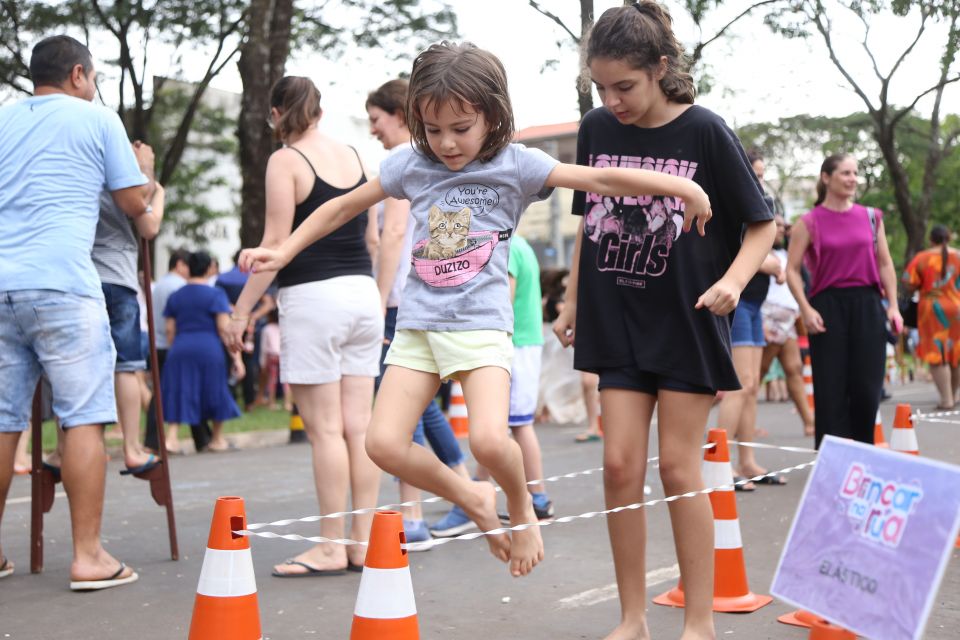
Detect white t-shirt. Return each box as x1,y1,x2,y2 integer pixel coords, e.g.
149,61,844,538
764,248,799,310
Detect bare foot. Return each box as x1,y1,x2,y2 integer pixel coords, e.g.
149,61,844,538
461,481,510,563
603,620,650,640
272,543,348,576
508,499,544,577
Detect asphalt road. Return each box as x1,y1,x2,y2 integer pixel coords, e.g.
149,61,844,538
1,382,958,639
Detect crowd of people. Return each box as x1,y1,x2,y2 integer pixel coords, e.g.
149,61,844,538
2,2,958,639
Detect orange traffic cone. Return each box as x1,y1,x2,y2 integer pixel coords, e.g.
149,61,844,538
449,381,469,438
808,618,857,639
189,496,261,640
873,409,888,448
890,403,919,455
779,609,820,628
350,510,419,639
803,355,815,411
653,428,772,612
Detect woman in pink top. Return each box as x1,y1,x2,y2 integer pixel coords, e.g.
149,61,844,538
786,153,902,447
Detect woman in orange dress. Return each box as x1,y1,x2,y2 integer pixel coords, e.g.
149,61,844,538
903,225,960,409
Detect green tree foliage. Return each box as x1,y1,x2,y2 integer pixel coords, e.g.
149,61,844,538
768,0,960,262
739,109,960,270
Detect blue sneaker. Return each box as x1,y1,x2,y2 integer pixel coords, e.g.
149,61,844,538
403,519,432,550
428,505,477,538
531,492,555,520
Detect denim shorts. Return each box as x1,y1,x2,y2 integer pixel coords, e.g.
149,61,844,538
730,298,766,347
102,282,146,372
597,364,715,396
0,289,117,431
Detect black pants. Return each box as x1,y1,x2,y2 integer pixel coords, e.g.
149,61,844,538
144,348,211,452
808,287,887,448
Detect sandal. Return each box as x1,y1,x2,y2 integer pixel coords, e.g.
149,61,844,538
574,432,602,443
733,476,756,492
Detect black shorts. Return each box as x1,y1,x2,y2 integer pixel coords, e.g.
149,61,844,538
597,364,714,396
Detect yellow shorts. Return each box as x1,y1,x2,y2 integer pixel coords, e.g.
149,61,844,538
384,329,514,380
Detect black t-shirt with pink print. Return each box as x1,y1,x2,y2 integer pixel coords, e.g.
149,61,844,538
571,106,772,391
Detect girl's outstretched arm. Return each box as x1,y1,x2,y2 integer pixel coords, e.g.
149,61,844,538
696,219,776,316
545,163,712,236
240,178,388,274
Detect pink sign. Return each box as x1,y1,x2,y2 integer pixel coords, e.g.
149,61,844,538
771,436,960,640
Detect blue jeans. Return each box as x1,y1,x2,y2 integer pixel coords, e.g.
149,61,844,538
379,307,465,467
0,289,116,430
101,282,146,372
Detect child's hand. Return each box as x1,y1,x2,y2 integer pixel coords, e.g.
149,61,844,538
682,183,712,237
695,277,739,316
552,307,576,348
239,246,290,274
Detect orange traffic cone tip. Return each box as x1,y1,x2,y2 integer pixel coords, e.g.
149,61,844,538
653,428,772,613
351,511,419,640
890,403,919,455
873,410,888,448
449,381,469,438
190,497,262,640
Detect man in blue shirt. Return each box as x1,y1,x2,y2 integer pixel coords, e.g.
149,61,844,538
0,35,150,590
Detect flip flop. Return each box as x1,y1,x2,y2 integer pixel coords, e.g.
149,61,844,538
733,476,756,492
271,559,347,578
574,433,602,443
13,465,30,476
0,556,13,579
119,454,161,476
70,562,139,591
754,474,788,486
347,562,364,573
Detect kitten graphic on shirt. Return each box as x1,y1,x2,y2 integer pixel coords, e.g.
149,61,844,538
419,205,471,259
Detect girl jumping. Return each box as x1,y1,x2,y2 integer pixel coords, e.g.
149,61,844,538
554,3,775,638
240,40,712,578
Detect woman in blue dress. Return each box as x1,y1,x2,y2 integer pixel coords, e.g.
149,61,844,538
161,251,243,453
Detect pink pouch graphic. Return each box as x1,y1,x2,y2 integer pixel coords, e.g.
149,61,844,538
412,230,511,287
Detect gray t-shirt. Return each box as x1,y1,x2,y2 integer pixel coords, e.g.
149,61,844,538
92,190,138,291
379,143,558,333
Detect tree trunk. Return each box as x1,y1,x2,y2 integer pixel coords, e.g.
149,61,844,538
577,0,594,119
237,0,294,249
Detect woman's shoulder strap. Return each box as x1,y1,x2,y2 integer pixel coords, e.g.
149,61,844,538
347,146,366,179
286,145,318,177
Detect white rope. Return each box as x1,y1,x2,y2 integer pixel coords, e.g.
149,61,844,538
235,459,817,550
913,408,960,420
243,441,813,530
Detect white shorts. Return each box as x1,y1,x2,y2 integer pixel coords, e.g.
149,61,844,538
277,276,384,385
509,344,542,427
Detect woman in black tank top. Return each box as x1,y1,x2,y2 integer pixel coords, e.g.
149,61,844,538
226,76,383,576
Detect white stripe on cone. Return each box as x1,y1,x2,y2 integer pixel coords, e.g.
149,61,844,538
891,429,919,453
354,567,418,619
701,460,734,491
449,404,468,418
196,548,257,597
714,518,743,550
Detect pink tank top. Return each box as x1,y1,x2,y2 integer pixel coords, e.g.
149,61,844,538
802,204,882,299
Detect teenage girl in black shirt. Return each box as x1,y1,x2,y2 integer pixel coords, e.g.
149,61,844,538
553,4,775,639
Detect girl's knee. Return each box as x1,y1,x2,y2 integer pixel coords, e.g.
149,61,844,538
469,430,510,467
658,457,700,493
603,453,645,488
365,430,399,470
